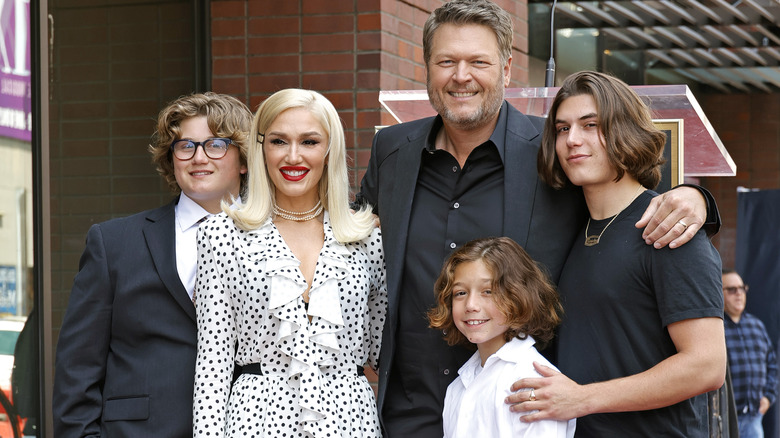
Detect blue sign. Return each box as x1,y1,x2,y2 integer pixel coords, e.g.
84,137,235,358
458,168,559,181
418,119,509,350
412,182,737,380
0,265,16,314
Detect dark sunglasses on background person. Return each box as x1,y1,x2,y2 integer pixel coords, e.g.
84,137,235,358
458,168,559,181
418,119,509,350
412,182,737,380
723,284,749,295
171,138,234,160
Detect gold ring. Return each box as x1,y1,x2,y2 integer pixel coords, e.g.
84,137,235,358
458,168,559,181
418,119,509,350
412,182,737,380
529,388,536,402
678,220,688,229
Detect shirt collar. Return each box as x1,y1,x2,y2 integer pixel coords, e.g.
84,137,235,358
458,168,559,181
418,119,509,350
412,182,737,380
458,335,538,386
423,100,509,163
490,335,537,365
176,193,212,232
175,193,242,231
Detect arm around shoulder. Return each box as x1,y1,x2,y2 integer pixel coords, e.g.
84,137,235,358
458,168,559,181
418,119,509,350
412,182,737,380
678,184,720,235
636,185,719,249
509,317,726,422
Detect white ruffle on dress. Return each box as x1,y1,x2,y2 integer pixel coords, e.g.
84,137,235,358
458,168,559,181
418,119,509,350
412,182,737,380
193,212,386,438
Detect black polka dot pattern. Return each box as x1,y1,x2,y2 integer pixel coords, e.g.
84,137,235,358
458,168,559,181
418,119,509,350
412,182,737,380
193,211,386,437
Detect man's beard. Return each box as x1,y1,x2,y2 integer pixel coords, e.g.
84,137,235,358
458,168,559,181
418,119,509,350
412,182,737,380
428,77,505,131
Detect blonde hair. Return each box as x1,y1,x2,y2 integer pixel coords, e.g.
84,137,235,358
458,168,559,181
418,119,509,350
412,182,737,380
226,89,375,243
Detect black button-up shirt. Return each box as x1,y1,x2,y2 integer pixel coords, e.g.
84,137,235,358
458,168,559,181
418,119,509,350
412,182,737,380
383,108,509,437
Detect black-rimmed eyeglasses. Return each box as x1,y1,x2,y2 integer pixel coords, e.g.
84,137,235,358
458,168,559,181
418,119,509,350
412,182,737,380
723,285,749,295
170,138,234,160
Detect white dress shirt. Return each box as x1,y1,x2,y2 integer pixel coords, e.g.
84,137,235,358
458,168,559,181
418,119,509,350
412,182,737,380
443,336,576,438
175,193,211,300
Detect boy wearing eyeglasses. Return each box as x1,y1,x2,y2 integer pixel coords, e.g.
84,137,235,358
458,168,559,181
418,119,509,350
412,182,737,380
53,93,250,438
723,269,779,438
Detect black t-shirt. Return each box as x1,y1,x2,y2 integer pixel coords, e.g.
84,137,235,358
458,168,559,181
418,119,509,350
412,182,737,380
557,190,723,438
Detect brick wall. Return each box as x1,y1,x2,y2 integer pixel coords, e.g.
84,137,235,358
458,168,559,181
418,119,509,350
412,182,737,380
699,93,780,269
210,0,530,187
48,0,198,344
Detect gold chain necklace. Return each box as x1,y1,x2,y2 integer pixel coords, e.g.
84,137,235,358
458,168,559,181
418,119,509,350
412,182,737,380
584,185,643,247
273,200,323,222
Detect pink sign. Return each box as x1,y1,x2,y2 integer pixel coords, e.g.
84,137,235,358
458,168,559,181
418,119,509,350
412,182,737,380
0,0,31,142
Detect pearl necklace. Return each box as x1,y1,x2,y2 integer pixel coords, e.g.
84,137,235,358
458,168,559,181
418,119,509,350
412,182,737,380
273,200,323,222
584,185,643,246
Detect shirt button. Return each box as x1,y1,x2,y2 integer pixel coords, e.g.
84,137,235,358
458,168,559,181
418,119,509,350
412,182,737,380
452,166,458,173
453,202,460,209
443,369,450,375
450,242,457,249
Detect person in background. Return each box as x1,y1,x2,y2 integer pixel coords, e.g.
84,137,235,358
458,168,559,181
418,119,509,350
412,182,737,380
429,237,575,438
192,88,386,437
355,1,720,436
513,70,726,437
722,269,778,438
53,92,250,437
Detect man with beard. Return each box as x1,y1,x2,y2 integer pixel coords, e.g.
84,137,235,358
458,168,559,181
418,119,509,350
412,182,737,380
355,1,720,437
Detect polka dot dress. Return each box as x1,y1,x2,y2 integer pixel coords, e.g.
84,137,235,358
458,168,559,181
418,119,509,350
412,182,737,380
192,211,386,438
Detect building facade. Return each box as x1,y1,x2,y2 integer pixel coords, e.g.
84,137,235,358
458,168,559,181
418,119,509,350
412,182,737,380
14,0,780,436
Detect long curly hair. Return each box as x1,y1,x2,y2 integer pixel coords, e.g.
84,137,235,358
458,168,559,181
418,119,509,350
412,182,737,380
428,237,562,349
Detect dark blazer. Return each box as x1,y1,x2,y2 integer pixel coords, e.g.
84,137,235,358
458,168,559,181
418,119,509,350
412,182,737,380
53,199,197,438
358,102,587,431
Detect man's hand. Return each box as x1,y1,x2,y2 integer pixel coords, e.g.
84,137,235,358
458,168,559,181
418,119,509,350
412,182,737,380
635,186,706,249
760,396,771,415
504,362,591,422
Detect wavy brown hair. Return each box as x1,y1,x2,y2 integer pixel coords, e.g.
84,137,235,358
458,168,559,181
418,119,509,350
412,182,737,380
537,71,666,190
428,237,562,349
149,92,252,194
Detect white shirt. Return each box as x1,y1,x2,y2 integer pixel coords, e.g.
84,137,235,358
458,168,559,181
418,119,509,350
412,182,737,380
443,337,576,438
175,193,212,300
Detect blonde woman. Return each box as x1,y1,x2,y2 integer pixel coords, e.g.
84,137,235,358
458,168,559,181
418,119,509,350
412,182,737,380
192,89,386,438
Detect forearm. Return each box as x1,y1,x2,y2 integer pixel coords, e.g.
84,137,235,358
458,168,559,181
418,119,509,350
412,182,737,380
582,351,724,415
583,318,726,415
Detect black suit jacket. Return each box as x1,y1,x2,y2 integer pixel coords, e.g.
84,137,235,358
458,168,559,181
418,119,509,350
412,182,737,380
358,102,587,432
53,199,198,438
